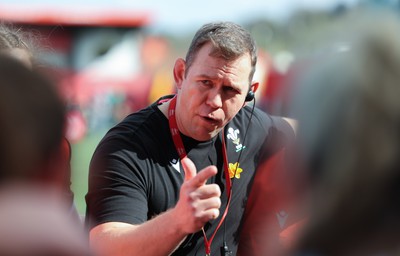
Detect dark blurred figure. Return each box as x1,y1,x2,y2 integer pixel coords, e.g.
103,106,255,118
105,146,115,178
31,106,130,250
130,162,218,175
288,11,400,256
0,23,80,221
0,55,90,256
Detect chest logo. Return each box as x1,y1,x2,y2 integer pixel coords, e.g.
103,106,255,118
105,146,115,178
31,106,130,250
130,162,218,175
227,127,245,152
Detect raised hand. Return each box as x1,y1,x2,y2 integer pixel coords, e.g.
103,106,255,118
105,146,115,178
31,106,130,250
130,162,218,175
173,157,221,234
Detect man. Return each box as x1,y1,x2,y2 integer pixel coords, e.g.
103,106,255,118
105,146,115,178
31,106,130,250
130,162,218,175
85,21,292,255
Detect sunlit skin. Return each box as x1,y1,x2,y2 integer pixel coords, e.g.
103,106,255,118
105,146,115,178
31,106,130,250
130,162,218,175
173,42,258,141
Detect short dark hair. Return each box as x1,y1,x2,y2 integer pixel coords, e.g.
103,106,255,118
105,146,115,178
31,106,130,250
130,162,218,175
185,22,257,84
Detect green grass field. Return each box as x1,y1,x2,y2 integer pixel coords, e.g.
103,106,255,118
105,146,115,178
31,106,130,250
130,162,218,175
71,131,105,214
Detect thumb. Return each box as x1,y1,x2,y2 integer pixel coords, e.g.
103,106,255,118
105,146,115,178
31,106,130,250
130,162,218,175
181,157,197,181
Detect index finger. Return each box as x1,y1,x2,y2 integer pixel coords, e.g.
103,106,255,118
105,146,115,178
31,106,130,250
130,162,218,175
181,157,218,186
190,165,218,187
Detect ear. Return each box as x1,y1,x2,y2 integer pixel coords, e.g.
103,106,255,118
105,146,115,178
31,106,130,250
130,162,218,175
250,82,259,94
242,82,260,107
173,58,186,90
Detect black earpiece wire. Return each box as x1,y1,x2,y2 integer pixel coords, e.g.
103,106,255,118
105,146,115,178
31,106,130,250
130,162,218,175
221,96,257,255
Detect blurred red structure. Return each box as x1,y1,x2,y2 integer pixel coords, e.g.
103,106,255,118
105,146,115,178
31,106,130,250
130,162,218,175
0,5,151,27
0,4,174,140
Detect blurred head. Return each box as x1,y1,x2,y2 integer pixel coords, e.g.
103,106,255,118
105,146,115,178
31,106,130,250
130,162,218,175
290,11,400,255
174,22,259,141
0,55,66,187
0,24,34,68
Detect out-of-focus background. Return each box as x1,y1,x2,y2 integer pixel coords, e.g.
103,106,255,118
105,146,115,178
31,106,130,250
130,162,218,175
0,0,398,214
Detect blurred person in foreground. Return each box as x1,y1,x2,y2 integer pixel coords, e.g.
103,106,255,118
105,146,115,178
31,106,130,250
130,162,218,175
0,23,80,221
286,11,400,256
85,21,294,255
237,116,298,256
0,55,90,256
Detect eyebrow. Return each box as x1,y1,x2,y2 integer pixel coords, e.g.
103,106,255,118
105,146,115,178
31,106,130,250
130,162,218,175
197,74,243,92
197,74,216,80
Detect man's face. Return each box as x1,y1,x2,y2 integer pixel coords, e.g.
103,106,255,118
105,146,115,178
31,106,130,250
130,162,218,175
174,42,254,141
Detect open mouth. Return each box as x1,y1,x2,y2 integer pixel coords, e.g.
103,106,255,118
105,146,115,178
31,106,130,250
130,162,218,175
201,116,221,126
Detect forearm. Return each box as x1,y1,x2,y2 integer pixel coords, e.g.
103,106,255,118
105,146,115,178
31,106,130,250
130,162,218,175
89,159,221,256
90,209,187,256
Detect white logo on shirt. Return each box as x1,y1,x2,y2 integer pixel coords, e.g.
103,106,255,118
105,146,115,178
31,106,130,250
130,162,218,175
227,127,245,152
170,158,180,173
276,210,289,229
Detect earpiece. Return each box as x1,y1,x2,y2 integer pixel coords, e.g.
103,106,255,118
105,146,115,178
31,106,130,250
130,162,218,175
245,90,255,102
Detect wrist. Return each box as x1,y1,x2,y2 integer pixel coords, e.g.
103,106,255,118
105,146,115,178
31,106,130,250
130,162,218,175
164,207,190,237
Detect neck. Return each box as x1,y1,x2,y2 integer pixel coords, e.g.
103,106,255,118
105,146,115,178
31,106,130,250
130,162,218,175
162,96,185,137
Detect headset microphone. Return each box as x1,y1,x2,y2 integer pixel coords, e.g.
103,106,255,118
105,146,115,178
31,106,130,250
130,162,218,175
245,90,255,102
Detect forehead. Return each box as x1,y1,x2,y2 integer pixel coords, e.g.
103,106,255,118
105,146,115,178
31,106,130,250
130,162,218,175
189,43,252,84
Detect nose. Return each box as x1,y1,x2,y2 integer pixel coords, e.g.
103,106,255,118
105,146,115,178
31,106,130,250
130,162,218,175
206,89,223,109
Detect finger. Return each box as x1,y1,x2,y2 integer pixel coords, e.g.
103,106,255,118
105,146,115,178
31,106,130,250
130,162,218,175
189,165,218,187
190,184,221,199
192,197,221,211
181,157,197,181
199,208,220,222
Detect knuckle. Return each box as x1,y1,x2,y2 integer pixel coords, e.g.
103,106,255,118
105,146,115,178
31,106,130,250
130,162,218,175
211,184,221,196
188,191,198,201
215,198,221,208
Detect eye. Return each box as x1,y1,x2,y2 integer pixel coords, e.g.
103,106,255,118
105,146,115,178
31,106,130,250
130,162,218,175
223,86,239,94
200,80,212,87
